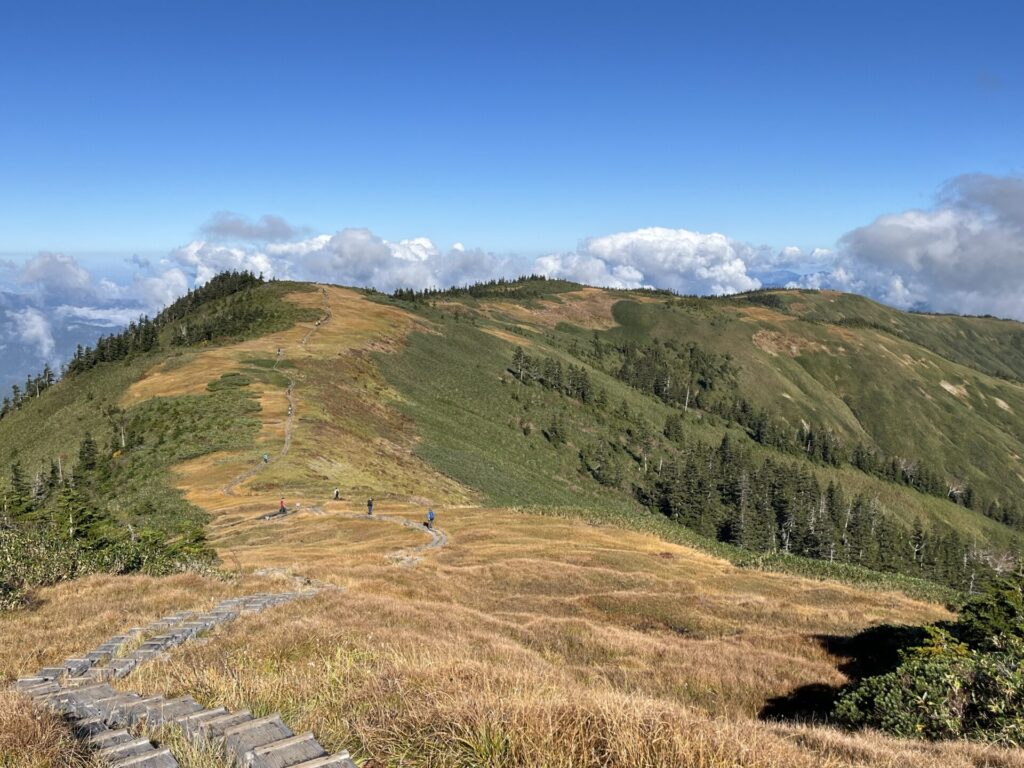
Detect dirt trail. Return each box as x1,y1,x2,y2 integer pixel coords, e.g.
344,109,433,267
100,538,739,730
222,289,329,496
14,289,448,765
211,287,448,563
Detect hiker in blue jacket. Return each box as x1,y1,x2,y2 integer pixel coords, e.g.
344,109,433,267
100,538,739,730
426,508,435,529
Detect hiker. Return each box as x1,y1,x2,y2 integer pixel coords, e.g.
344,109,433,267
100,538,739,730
262,453,270,464
279,498,286,515
367,497,374,516
333,488,341,500
426,508,435,529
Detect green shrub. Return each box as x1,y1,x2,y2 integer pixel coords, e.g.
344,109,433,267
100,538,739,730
952,578,1024,649
835,628,1024,744
835,578,1024,744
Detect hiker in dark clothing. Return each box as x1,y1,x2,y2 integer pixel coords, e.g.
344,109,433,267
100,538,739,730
333,488,341,500
279,498,286,515
367,498,374,516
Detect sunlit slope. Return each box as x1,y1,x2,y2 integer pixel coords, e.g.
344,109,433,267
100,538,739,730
13,507,1017,768
370,285,1024,555
8,281,1024,766
122,283,473,520
782,289,1024,382
603,295,1024,511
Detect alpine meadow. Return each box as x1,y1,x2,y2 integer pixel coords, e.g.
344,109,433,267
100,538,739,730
5,274,1024,767
6,3,1024,765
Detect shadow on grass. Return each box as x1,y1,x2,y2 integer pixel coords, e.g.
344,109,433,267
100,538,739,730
758,623,929,723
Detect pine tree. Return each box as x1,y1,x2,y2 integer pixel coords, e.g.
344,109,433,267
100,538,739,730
512,347,528,383
78,435,98,473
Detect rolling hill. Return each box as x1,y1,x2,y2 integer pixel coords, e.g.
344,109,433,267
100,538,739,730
5,275,1024,767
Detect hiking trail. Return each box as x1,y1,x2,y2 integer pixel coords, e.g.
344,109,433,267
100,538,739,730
15,287,451,766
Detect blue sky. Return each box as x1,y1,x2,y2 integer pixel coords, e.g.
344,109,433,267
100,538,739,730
2,0,1021,257
4,0,1024,394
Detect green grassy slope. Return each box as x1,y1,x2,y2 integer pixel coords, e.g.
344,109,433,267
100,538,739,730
767,290,1024,382
0,280,316,604
5,274,1024,598
378,300,1017,536
372,281,1024,591
607,295,1024,514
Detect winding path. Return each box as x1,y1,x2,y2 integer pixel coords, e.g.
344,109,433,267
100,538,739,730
222,289,329,496
15,287,449,766
15,593,357,767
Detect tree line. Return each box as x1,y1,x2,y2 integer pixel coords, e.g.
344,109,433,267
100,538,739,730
2,426,211,609
592,338,981,512
650,432,988,589
0,271,267,424
508,345,1007,590
0,364,57,420
391,275,573,303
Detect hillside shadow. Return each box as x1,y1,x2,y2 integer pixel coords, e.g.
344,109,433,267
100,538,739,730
758,623,929,723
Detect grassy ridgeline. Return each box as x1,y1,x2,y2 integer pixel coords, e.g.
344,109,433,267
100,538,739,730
0,279,316,607
375,292,1020,595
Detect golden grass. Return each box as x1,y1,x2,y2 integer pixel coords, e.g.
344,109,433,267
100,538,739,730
481,287,656,331
8,286,1020,767
157,286,472,509
0,691,96,767
64,506,1014,768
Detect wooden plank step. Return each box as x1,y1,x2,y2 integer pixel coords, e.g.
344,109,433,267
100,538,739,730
289,753,359,768
88,727,133,748
109,658,138,678
72,716,109,738
22,681,60,698
124,696,166,725
97,693,142,723
64,683,117,701
97,736,156,760
145,696,202,726
15,676,48,690
174,706,228,739
110,748,179,768
62,658,93,676
223,714,293,761
242,732,326,768
83,666,116,682
197,710,253,742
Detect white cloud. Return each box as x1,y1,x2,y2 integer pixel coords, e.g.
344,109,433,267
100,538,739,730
9,308,55,362
18,252,95,301
793,174,1024,318
201,211,304,242
170,241,277,286
129,269,191,312
53,305,148,327
534,226,762,295
265,234,331,257
389,237,438,262
205,228,520,294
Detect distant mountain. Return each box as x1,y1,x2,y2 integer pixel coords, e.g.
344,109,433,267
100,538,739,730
749,268,805,287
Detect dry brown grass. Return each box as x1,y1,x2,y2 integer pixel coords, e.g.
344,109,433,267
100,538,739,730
8,286,1021,767
159,286,472,510
478,287,656,331
0,691,96,767
0,572,264,683
80,506,1015,768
